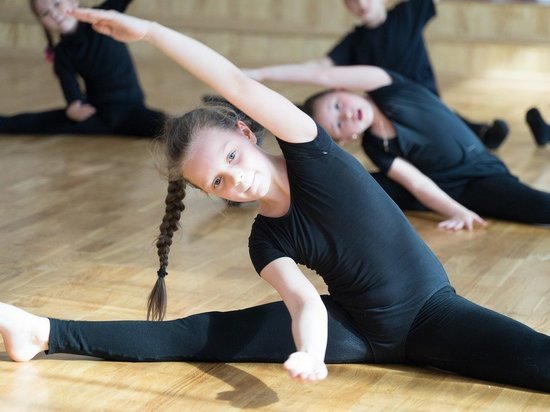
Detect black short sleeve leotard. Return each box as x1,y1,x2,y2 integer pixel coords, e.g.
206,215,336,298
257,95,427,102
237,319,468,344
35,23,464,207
248,124,450,362
328,0,439,96
363,72,511,191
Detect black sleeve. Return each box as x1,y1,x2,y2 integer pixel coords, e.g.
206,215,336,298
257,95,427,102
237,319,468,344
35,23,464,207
327,29,357,66
363,141,396,173
415,0,436,26
410,0,436,28
98,0,133,12
53,50,85,104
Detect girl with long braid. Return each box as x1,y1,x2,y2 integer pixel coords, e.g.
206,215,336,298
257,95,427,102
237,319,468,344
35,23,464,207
0,8,549,391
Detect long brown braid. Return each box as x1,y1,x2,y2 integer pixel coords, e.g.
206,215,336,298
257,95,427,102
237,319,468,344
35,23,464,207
148,104,262,320
147,178,186,321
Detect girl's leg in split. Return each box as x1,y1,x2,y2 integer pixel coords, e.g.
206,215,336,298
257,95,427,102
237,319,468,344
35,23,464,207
405,286,550,392
0,109,110,135
3,297,373,363
98,104,165,137
457,175,550,224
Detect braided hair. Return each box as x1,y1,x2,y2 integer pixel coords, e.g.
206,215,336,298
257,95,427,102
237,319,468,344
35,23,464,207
148,104,260,320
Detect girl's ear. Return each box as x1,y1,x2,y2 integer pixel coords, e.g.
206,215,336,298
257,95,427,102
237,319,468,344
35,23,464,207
236,120,258,145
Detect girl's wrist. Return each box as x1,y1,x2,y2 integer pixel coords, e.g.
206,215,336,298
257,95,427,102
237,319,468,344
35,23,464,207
143,21,159,43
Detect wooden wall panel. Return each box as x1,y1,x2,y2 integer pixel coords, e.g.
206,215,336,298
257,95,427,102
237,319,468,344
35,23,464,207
0,1,549,78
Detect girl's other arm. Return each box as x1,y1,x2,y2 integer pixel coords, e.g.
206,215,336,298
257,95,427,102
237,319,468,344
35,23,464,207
246,62,392,93
71,8,317,144
260,257,328,382
53,54,96,121
243,57,334,82
388,158,488,231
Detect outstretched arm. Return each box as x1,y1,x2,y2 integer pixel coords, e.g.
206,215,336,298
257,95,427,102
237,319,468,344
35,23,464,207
388,158,488,231
71,8,317,144
260,257,328,382
245,59,392,93
244,57,334,82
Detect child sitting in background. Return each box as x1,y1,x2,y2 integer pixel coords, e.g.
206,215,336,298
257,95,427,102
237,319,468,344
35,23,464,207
0,0,165,137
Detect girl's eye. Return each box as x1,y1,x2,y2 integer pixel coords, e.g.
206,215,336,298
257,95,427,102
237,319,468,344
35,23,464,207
227,150,236,162
336,122,342,130
335,102,340,110
213,176,222,188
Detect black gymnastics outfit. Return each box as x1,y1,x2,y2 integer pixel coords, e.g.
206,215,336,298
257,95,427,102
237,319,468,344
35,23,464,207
0,0,164,137
364,72,550,224
328,0,506,147
47,125,549,392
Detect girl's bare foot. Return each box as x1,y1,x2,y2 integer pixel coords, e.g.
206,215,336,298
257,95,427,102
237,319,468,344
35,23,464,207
0,302,50,361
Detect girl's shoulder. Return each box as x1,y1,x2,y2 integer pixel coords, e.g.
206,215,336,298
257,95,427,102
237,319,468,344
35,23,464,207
275,123,335,161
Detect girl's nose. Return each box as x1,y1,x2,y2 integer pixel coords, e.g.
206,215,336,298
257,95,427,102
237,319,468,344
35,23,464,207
233,171,244,187
341,110,353,120
51,10,63,21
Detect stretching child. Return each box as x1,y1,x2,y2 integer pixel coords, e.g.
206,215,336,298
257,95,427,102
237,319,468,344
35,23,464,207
244,0,509,149
0,0,165,137
1,8,548,391
246,63,550,228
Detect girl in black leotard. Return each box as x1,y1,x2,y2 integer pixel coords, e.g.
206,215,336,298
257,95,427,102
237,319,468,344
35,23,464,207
245,0,509,149
252,64,549,229
0,0,165,137
0,9,548,391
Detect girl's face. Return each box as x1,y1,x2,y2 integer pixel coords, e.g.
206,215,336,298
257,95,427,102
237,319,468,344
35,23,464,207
313,91,374,146
344,0,387,28
181,123,272,203
33,0,79,34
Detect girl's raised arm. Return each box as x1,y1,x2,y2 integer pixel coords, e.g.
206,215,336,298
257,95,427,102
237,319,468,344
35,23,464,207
71,8,317,143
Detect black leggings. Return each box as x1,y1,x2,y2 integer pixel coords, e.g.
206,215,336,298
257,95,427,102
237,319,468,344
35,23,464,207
0,104,165,137
48,289,550,392
372,173,550,225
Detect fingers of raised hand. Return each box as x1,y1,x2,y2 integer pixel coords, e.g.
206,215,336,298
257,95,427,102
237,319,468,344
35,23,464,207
71,8,117,24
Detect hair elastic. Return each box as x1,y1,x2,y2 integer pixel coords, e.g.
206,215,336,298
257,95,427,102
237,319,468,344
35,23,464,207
157,268,168,278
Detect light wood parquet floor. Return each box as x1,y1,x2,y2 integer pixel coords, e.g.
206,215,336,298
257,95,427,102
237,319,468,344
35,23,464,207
0,49,549,411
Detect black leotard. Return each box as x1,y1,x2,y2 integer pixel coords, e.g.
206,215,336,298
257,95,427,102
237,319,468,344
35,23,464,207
363,72,509,191
249,124,449,362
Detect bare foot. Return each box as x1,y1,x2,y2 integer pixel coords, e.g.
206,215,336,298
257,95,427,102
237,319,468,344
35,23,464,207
0,302,50,361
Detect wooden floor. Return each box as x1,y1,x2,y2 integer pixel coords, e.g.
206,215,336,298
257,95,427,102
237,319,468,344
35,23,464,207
0,52,549,411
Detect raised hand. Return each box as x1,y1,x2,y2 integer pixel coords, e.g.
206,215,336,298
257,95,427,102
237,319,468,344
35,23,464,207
70,8,151,43
283,351,328,382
